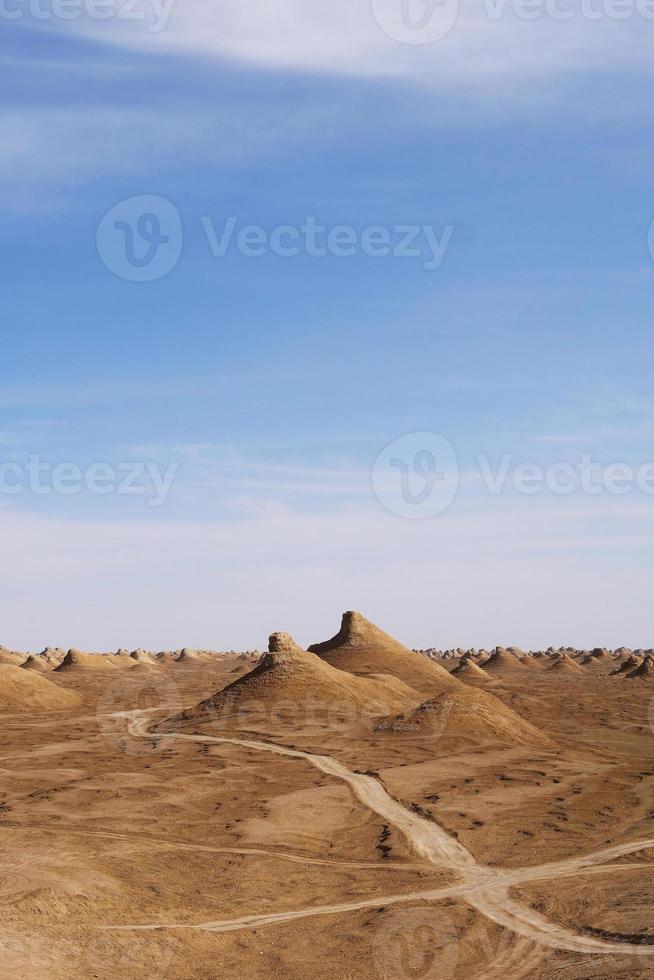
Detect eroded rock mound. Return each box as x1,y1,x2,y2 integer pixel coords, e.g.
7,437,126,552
308,611,457,697
160,631,420,732
451,659,495,684
375,687,549,747
548,653,584,674
19,655,52,672
626,655,654,680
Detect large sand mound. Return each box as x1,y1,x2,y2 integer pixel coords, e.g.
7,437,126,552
162,631,421,731
0,665,82,711
54,650,118,672
308,611,457,697
375,686,549,747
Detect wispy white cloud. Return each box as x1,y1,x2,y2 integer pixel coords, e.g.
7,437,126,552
65,0,654,91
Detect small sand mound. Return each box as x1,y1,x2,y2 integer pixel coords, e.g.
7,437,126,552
375,687,548,747
613,654,644,676
129,661,159,673
19,655,52,672
626,655,654,680
451,660,495,684
129,649,157,664
308,611,457,697
0,665,82,711
481,649,526,674
54,650,118,672
547,654,584,674
174,648,201,663
161,631,420,732
519,655,543,669
40,647,66,665
0,650,27,667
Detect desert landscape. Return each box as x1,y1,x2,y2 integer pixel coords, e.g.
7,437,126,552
0,613,652,979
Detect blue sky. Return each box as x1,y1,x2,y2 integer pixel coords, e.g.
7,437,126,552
1,4,653,651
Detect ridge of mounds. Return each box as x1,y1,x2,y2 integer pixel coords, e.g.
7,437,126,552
626,655,654,680
307,611,457,697
159,630,422,733
54,650,119,672
374,686,549,748
580,648,613,665
0,664,83,711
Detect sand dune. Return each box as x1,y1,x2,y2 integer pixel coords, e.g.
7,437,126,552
0,664,82,710
308,611,457,697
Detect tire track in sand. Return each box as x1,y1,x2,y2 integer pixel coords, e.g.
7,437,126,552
102,710,654,959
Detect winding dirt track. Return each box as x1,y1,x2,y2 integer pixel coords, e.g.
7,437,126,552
104,710,654,962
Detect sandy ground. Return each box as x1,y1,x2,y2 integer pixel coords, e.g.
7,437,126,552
0,655,652,978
